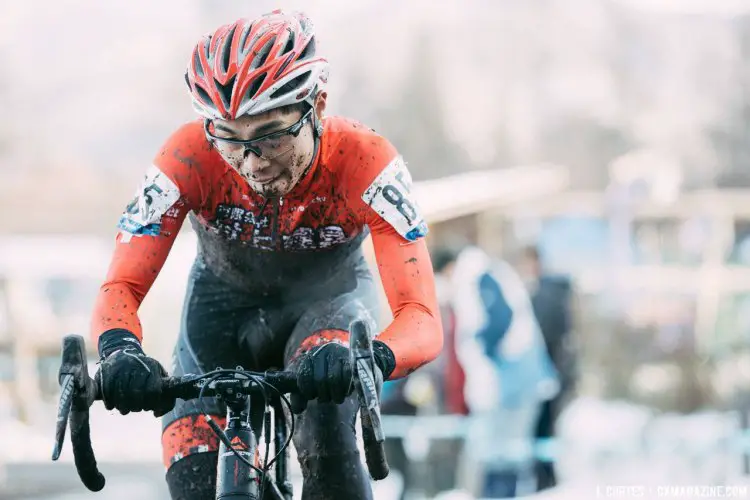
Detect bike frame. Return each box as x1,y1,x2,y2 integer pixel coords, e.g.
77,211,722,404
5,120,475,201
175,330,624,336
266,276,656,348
216,393,292,500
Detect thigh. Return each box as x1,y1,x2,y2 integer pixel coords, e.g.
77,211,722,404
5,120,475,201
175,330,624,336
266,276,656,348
163,258,297,423
162,260,247,431
162,258,303,462
161,260,259,473
282,274,381,364
176,258,260,374
283,290,378,455
282,282,381,499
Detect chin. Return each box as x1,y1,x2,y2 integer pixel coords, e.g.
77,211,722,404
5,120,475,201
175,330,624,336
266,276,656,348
250,178,292,198
245,169,304,198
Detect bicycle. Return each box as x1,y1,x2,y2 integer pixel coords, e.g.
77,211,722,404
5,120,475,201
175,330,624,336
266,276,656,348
51,319,389,499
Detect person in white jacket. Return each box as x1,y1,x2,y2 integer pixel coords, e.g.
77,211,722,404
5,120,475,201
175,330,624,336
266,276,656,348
434,245,559,497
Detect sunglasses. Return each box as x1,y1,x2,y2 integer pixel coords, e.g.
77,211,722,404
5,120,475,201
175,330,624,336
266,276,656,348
204,107,314,158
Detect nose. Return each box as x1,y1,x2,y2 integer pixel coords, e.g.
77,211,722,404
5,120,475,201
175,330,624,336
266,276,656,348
243,151,271,175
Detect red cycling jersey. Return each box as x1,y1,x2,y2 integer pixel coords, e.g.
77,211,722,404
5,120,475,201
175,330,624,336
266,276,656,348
90,116,443,378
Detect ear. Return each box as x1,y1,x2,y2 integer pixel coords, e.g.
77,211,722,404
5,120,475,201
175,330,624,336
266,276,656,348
203,119,216,149
314,91,327,119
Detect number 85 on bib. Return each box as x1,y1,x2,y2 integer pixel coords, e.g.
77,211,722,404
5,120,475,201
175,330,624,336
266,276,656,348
361,156,428,242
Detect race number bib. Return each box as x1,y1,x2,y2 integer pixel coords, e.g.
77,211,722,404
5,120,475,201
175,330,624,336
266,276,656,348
118,164,181,237
361,156,428,241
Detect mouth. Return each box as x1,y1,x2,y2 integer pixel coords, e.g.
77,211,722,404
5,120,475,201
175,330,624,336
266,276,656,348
249,172,283,185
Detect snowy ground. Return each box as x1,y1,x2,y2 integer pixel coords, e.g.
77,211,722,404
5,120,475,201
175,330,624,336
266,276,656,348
3,397,750,499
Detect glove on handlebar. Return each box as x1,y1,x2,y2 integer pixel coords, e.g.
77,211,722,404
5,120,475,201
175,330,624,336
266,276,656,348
96,329,175,417
290,339,395,414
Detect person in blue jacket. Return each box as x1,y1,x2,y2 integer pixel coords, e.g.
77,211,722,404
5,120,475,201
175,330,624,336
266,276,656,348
434,244,559,498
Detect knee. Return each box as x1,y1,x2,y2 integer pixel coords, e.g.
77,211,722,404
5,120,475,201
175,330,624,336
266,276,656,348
162,413,225,468
162,414,225,499
165,451,218,500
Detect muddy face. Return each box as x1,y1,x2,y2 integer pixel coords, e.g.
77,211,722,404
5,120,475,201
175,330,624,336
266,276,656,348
209,107,316,198
209,94,328,198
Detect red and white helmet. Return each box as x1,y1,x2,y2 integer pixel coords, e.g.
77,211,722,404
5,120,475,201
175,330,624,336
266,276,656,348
185,10,329,120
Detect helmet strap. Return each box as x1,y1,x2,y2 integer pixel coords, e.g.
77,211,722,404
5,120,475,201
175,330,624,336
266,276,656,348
305,93,324,138
313,115,324,137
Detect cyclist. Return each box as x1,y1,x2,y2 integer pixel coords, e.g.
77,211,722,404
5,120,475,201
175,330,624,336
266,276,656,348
90,9,443,500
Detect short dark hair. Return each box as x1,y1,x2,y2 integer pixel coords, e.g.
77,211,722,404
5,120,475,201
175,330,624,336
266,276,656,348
279,101,310,116
431,246,461,273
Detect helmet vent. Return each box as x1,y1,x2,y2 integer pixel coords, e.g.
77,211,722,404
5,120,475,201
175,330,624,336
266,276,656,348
194,83,214,108
239,22,253,54
214,75,235,110
270,71,310,100
298,37,315,60
193,49,205,79
281,28,295,56
220,25,237,73
251,36,275,70
245,72,267,101
273,52,294,79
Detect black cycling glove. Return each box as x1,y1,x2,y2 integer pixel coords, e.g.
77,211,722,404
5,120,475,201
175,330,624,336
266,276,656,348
291,339,396,414
96,329,175,417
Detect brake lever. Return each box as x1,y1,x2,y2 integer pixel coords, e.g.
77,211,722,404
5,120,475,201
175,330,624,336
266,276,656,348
53,335,98,457
349,319,389,479
350,320,384,439
52,334,105,491
52,373,75,461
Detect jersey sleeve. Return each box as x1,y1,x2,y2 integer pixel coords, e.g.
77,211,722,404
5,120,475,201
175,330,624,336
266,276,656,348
90,122,209,344
346,134,443,379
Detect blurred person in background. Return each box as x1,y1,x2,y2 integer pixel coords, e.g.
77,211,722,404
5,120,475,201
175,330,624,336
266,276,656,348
378,247,471,500
380,376,419,500
88,9,443,500
431,247,470,418
415,247,471,496
518,245,577,491
436,244,559,498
